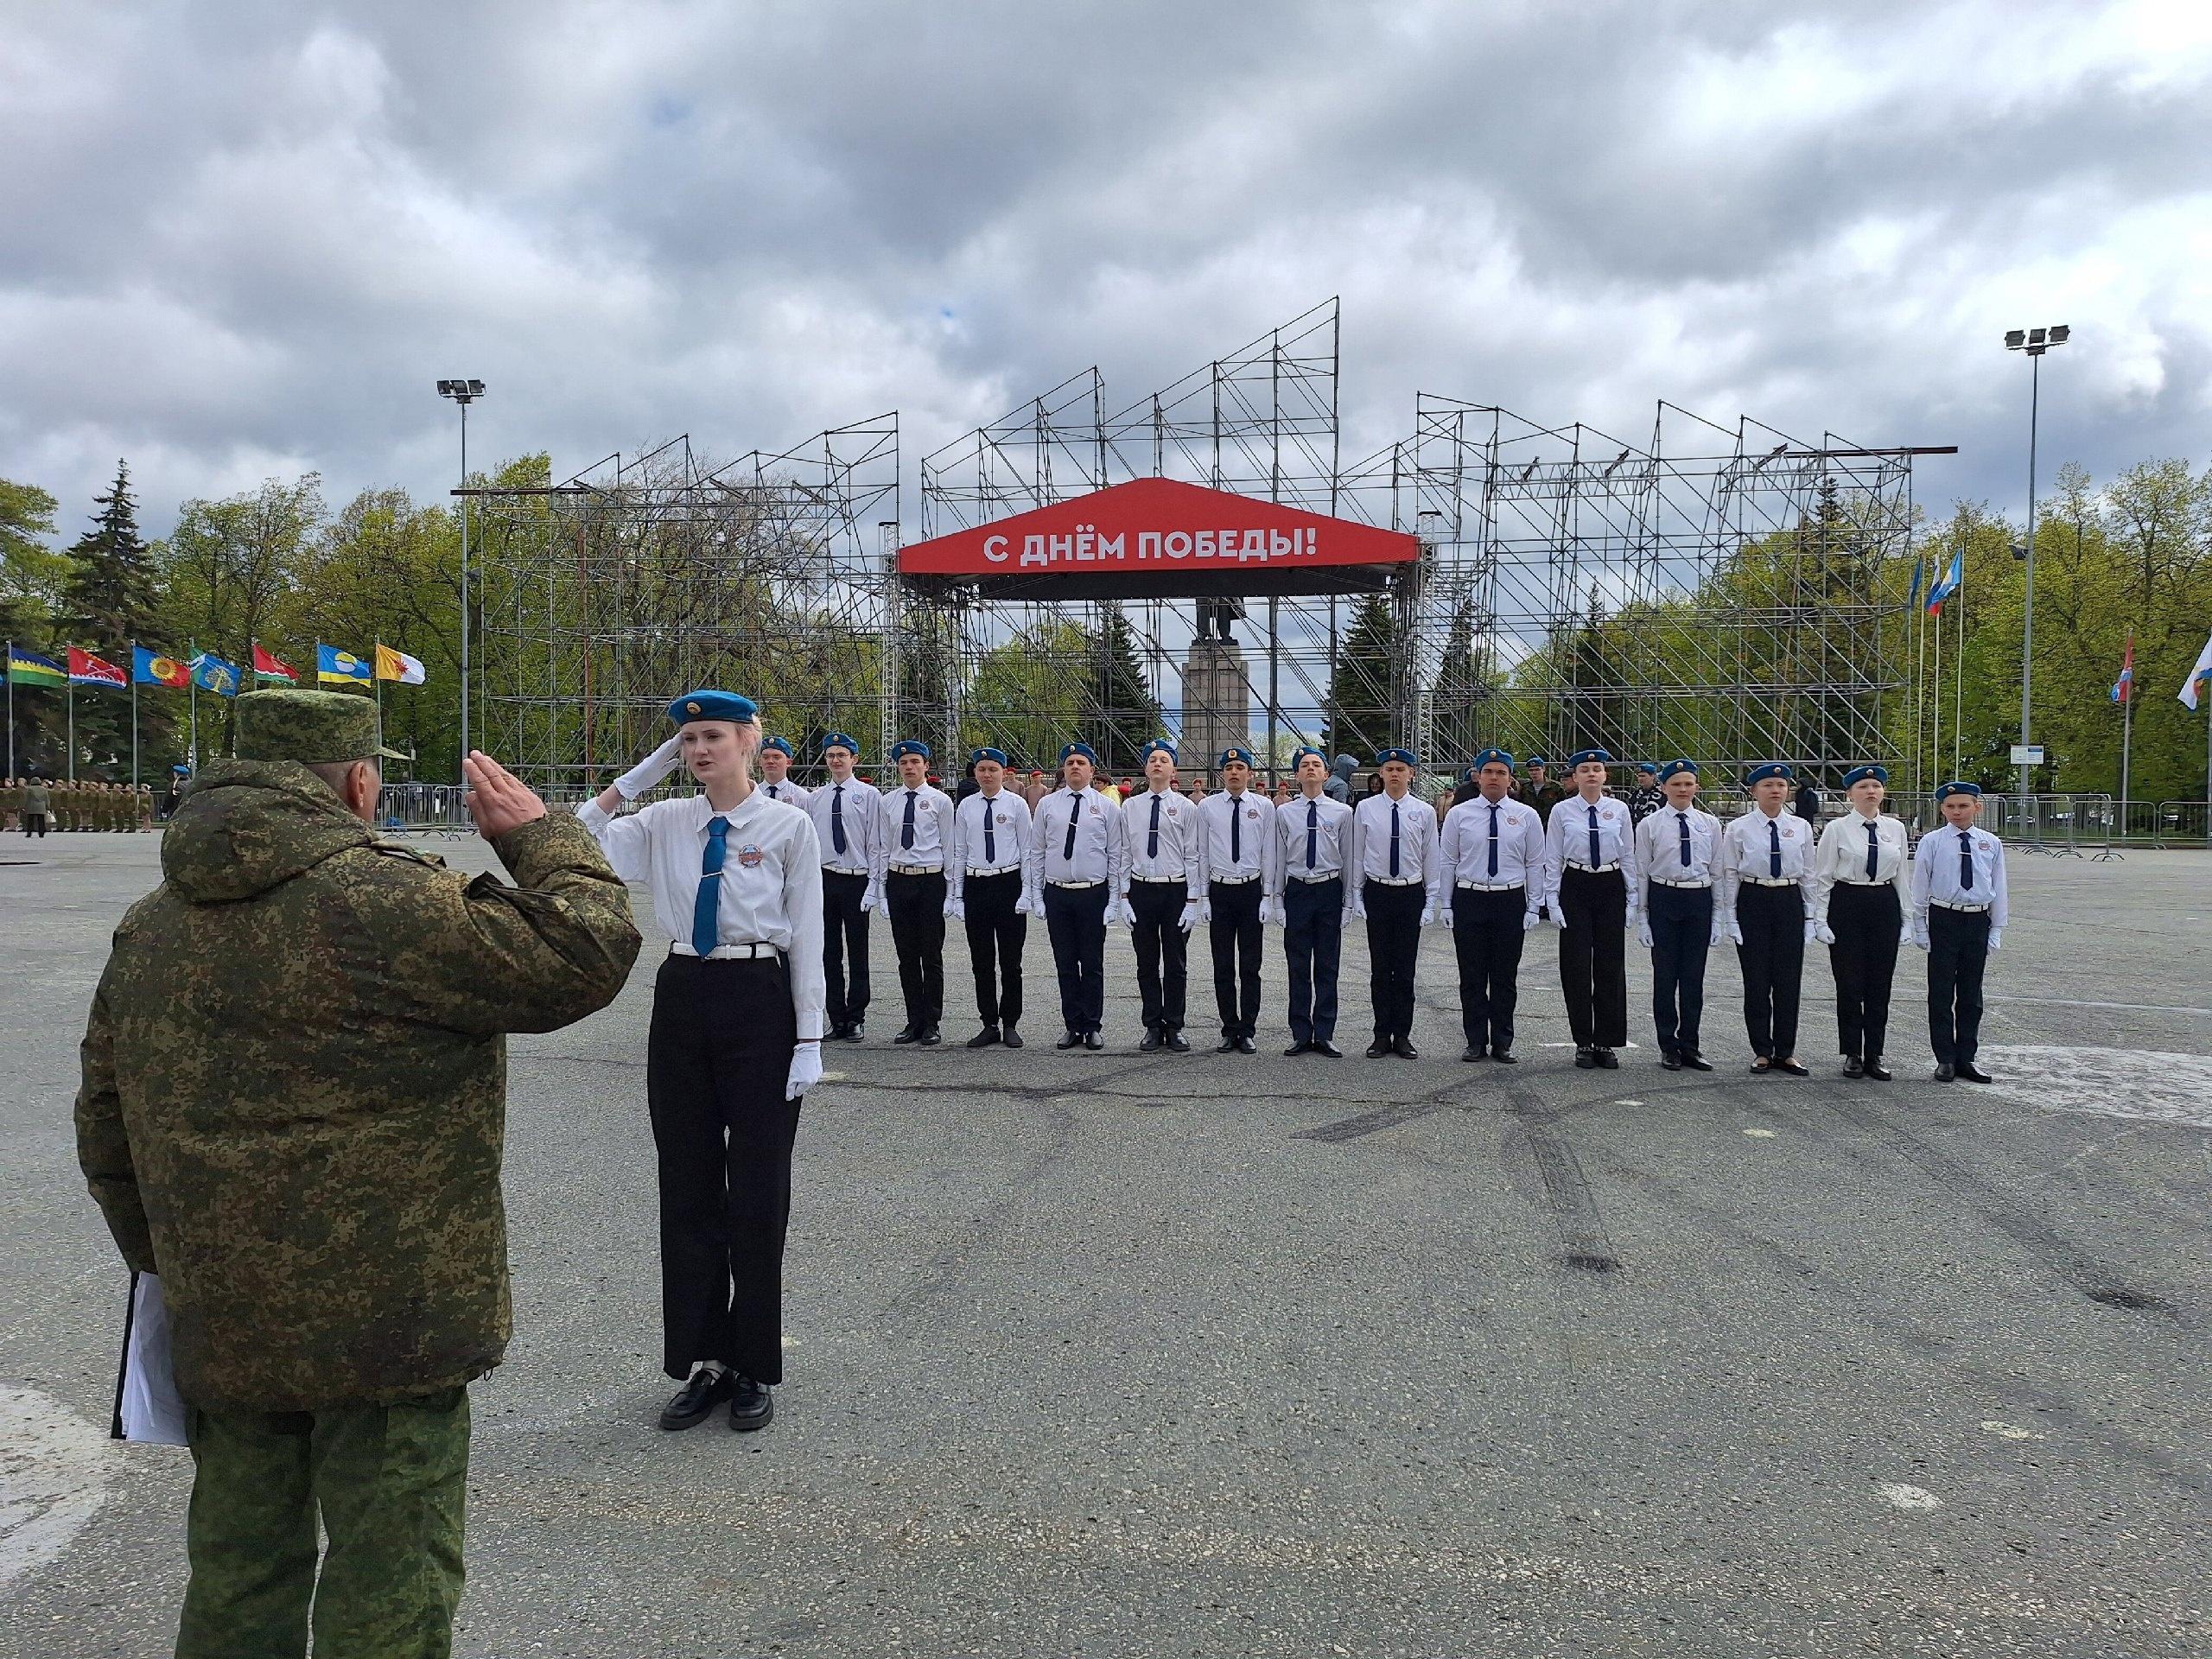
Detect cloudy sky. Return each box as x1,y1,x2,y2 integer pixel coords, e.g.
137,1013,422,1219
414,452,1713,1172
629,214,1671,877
4,0,2209,541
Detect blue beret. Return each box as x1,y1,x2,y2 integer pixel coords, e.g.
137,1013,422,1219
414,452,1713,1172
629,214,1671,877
760,735,793,758
1636,761,1658,776
1291,747,1328,768
890,739,931,761
1473,747,1514,771
1217,746,1255,767
1375,748,1419,769
1059,741,1099,766
1567,748,1613,767
819,732,859,756
1526,754,1548,767
969,746,1007,766
1141,739,1178,762
1657,758,1698,782
666,689,758,726
1935,780,1982,802
1745,762,1795,785
171,764,192,775
1841,764,1889,790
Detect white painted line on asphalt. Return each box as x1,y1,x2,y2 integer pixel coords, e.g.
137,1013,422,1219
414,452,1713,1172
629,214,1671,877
1874,1482,1943,1511
1742,1128,1777,1138
1980,1421,2044,1440
0,1387,108,1592
820,1071,849,1083
1616,1099,1644,1107
1980,1046,2212,1130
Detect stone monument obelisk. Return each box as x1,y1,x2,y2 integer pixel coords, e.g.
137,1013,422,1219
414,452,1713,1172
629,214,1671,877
1181,608,1252,779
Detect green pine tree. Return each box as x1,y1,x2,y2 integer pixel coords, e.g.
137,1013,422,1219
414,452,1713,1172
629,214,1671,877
61,461,175,776
1088,605,1164,772
1323,590,1398,757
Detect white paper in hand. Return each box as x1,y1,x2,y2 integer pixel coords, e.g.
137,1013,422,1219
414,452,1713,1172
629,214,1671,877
115,1273,188,1446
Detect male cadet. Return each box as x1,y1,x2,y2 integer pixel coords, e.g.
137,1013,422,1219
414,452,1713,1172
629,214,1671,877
1543,747,1638,1069
945,746,1033,1049
875,739,954,1045
1271,747,1353,1057
804,733,878,1041
1632,760,1721,1071
1435,747,1544,1063
1352,747,1437,1058
1518,755,1567,829
1025,741,1126,1049
1911,780,2008,1083
1197,746,1275,1053
757,736,810,806
1715,762,1818,1076
1627,762,1665,827
76,690,639,1658
1120,739,1203,1052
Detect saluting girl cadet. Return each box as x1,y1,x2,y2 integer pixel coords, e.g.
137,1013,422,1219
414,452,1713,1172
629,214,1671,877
1813,763,1913,1080
1434,747,1545,1064
1542,747,1638,1070
1272,747,1354,1057
1912,780,2008,1084
804,734,878,1042
1716,762,1819,1076
580,690,824,1433
1631,760,1721,1071
1352,747,1436,1058
1121,739,1204,1052
945,747,1033,1050
1026,741,1127,1049
875,739,955,1046
757,736,810,805
1197,746,1275,1053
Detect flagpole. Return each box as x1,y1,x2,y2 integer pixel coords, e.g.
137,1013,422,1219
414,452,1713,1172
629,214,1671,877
1931,602,1943,788
67,681,75,783
1914,569,1928,795
130,640,140,788
1953,578,1965,778
5,639,13,782
2119,634,2134,818
188,640,200,771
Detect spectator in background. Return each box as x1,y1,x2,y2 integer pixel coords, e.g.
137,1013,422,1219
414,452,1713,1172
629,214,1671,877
1794,772,1823,824
1325,754,1357,804
1628,763,1665,827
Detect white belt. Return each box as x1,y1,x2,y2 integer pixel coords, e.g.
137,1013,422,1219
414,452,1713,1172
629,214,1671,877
1933,899,1992,913
670,941,781,960
1563,861,1622,874
1455,879,1523,892
822,864,869,877
1742,875,1796,887
1365,874,1424,887
1834,876,1891,887
1128,875,1188,886
1649,876,1712,889
1210,872,1261,885
1049,878,1105,890
888,863,943,876
1288,869,1343,883
964,865,1022,878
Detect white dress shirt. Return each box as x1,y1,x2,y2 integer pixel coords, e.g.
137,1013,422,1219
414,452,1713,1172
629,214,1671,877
1635,804,1722,892
875,783,957,876
1911,822,2010,941
1437,794,1548,919
576,790,827,1039
1813,809,1913,929
1541,791,1642,917
804,776,880,876
1025,785,1127,902
1198,788,1277,889
1122,785,1204,898
1273,791,1355,891
1352,789,1439,910
759,778,810,808
947,788,1033,903
1716,806,1818,926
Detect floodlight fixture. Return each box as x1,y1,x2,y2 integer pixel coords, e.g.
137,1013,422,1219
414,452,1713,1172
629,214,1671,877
437,378,486,404
2004,329,2025,348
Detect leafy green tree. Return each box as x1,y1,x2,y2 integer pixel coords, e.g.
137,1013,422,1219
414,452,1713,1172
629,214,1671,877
2,478,67,636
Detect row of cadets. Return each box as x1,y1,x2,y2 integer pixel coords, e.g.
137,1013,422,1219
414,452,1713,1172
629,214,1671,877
1911,780,2007,1084
1630,760,1722,1071
1352,747,1436,1058
1541,749,1638,1070
1120,740,1205,1052
802,734,879,1042
1433,748,1546,1064
1027,741,1126,1049
1274,747,1354,1058
1197,747,1273,1052
1715,763,1818,1075
876,740,957,1046
1811,764,1913,1079
945,747,1033,1048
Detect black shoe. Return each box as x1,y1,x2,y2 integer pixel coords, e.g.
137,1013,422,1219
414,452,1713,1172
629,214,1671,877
1933,1062,1955,1082
892,1027,920,1045
1462,1046,1485,1062
1865,1057,1891,1081
1393,1036,1419,1059
1312,1039,1344,1058
1058,1030,1084,1050
1574,1047,1596,1070
727,1375,773,1433
1593,1047,1618,1070
1367,1039,1392,1058
1681,1052,1713,1071
658,1368,734,1430
1956,1060,1993,1084
1165,1028,1190,1053
1234,1035,1256,1054
1084,1030,1105,1051
1001,1027,1024,1050
1490,1046,1516,1065
842,1020,865,1043
1216,1037,1241,1053
1139,1027,1163,1052
1285,1040,1312,1057
1843,1056,1865,1078
1660,1052,1682,1071
919,1025,942,1046
827,1021,851,1042
1774,1058,1809,1077
967,1026,1001,1049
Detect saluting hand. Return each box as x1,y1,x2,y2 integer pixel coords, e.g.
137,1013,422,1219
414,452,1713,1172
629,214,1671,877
463,752,548,841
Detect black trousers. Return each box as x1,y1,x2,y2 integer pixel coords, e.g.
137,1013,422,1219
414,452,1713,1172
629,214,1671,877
961,871,1026,1029
1282,875,1344,1044
645,954,801,1385
1362,880,1425,1041
22,812,47,836
1828,881,1902,1060
1043,883,1109,1033
821,869,870,1027
1734,881,1804,1058
1646,882,1713,1057
1207,879,1264,1039
1127,879,1190,1032
886,869,946,1032
1926,905,1991,1065
1555,866,1628,1047
1450,884,1527,1052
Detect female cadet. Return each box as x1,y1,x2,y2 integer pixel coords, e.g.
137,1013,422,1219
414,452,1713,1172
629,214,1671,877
580,691,825,1434
1812,763,1913,1079
1630,760,1720,1071
1716,762,1818,1076
1541,747,1638,1069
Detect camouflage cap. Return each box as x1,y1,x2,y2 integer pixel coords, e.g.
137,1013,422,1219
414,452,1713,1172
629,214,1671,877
234,689,408,764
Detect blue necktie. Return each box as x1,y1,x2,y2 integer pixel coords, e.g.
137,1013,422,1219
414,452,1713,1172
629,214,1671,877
1768,818,1782,879
691,816,729,957
1866,821,1879,880
1230,799,1241,865
1677,810,1691,868
1306,801,1319,869
1488,803,1500,878
830,783,846,855
983,799,996,864
1586,804,1600,868
1958,830,1974,891
1148,794,1161,859
901,789,917,851
1063,791,1081,861
1389,802,1402,876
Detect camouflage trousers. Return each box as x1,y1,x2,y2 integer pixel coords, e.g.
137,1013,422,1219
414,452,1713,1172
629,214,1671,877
178,1386,469,1659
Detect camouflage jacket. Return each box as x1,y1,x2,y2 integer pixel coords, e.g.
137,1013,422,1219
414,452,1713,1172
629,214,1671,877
75,760,642,1411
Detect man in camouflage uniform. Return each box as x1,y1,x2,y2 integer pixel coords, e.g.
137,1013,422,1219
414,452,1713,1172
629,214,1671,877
75,689,642,1659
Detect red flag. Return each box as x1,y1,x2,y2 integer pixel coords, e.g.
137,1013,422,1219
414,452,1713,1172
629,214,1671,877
251,642,299,683
67,647,128,688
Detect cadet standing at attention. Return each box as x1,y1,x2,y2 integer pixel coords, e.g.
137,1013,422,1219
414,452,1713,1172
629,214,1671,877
1543,748,1638,1070
1273,747,1353,1057
581,691,824,1434
757,736,810,806
1120,738,1203,1052
874,739,954,1046
945,746,1033,1049
79,690,639,1656
1813,763,1913,1080
1352,747,1435,1058
1632,759,1721,1071
1435,747,1545,1064
1197,746,1275,1053
1716,762,1818,1076
1912,780,2007,1083
804,734,878,1042
1026,741,1125,1049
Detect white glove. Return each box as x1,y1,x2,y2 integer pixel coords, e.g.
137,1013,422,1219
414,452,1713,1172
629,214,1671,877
1440,906,1455,931
1419,904,1436,926
1351,896,1368,920
1522,910,1541,933
1266,897,1286,926
945,897,964,921
1015,890,1036,917
1987,929,2002,952
1710,918,1729,946
1898,924,1914,948
1198,898,1212,925
785,1041,823,1101
615,734,684,801
1726,921,1745,945
1112,898,1135,927
1913,925,1930,950
1636,918,1654,948
1809,921,1834,945
1178,901,1200,932
1549,906,1568,931
1340,906,1357,929
860,883,882,914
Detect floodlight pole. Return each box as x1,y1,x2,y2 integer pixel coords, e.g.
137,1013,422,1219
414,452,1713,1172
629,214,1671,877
2005,327,2065,827
437,380,484,783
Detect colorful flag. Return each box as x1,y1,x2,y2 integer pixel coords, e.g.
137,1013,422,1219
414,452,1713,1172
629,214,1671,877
189,653,241,697
1925,550,1964,614
133,646,191,688
317,644,372,685
251,643,298,683
1906,556,1924,611
2110,635,2134,704
2182,628,2212,711
6,645,67,686
67,647,127,687
373,643,427,685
